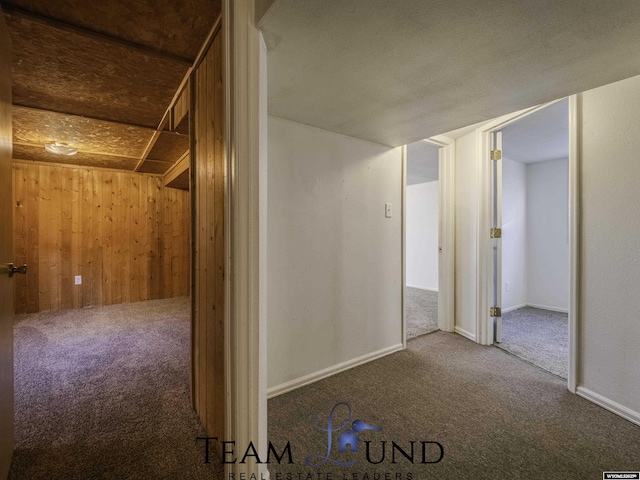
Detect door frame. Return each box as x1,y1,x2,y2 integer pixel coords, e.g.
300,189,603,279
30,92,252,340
223,0,269,477
476,95,579,392
402,135,455,348
0,5,13,477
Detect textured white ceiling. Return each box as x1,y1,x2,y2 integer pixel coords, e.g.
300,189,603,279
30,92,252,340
503,98,569,164
261,0,640,147
407,141,439,185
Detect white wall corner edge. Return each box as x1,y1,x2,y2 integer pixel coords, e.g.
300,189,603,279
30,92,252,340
526,303,569,314
454,326,476,342
576,386,640,427
406,284,439,293
502,303,568,314
267,343,404,399
502,304,528,314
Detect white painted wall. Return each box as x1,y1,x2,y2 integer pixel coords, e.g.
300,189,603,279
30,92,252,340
454,131,478,339
406,181,439,291
502,157,528,311
579,75,640,417
526,158,569,312
501,157,569,312
267,115,403,391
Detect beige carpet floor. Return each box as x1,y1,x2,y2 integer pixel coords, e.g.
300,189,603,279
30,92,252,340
497,306,568,379
14,300,640,478
10,297,223,479
406,287,438,338
268,332,640,479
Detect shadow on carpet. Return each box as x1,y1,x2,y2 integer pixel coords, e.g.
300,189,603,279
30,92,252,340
10,297,223,480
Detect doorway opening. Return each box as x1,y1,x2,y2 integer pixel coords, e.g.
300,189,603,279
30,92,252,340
402,136,455,344
490,98,571,379
405,141,440,339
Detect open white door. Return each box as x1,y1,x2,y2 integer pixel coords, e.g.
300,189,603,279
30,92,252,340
491,131,503,343
0,7,14,478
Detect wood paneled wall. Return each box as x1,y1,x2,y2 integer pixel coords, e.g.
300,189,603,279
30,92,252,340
12,161,190,314
192,29,225,440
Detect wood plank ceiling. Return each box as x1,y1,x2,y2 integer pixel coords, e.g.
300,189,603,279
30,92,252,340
1,0,220,173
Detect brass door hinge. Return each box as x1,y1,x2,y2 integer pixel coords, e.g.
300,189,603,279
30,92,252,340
491,149,502,161
490,306,502,317
490,228,502,238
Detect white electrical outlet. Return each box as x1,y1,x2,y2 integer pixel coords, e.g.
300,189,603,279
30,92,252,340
385,203,392,218
75,275,82,285
505,281,511,292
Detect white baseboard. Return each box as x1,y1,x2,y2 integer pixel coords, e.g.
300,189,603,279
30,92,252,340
267,343,404,399
502,303,527,313
526,303,568,314
406,285,439,293
576,386,640,427
454,326,476,342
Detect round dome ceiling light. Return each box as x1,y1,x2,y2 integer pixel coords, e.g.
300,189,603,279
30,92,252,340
44,142,78,156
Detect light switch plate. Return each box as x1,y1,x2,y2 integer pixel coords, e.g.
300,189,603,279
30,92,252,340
385,203,392,218
75,275,82,285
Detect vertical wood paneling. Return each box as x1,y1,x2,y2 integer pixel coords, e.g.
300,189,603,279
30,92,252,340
205,41,216,434
212,33,225,437
194,44,205,422
38,167,51,312
12,162,190,314
102,172,113,305
50,167,62,311
192,30,225,441
181,191,190,293
112,173,123,305
195,49,207,423
149,176,161,300
163,187,172,298
91,169,103,307
121,174,132,304
25,166,39,314
138,177,149,301
60,168,73,311
81,169,93,307
71,168,81,309
130,174,141,304
13,165,27,312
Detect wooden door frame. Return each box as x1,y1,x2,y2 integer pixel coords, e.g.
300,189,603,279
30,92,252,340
402,135,455,348
0,5,13,478
475,96,579,392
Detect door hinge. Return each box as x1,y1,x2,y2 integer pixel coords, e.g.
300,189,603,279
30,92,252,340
491,149,502,161
490,227,502,238
490,306,502,317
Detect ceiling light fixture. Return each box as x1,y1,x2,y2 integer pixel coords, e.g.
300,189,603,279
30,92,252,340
44,142,78,156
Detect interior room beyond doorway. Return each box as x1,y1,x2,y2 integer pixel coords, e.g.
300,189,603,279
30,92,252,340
405,140,440,339
497,99,570,378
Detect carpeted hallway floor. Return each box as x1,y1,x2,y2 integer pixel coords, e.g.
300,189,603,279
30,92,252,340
497,306,568,379
15,300,638,479
268,332,640,479
406,287,438,338
10,297,223,480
